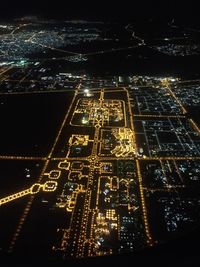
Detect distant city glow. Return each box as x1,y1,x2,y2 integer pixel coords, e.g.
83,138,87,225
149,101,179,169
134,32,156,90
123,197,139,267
0,18,200,262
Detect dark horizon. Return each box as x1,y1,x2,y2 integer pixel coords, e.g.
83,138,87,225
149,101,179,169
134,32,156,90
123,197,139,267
0,0,200,25
1,1,200,266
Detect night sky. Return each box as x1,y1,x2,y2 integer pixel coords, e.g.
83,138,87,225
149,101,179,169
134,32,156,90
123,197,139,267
0,0,199,24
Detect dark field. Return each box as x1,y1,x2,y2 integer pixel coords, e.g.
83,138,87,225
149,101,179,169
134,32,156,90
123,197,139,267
0,91,74,156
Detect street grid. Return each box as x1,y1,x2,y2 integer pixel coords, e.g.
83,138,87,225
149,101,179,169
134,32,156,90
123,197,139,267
0,67,200,258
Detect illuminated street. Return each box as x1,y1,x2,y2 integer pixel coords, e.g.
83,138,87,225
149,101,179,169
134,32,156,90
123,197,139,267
0,18,200,264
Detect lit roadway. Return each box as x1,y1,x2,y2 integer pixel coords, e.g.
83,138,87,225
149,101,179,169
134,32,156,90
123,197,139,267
2,78,83,253
0,78,200,257
0,21,200,258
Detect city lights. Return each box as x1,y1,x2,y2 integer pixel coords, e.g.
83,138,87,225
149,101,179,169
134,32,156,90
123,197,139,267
0,18,200,263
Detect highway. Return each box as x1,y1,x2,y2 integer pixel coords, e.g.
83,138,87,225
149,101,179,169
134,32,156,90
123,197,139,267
0,82,200,257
